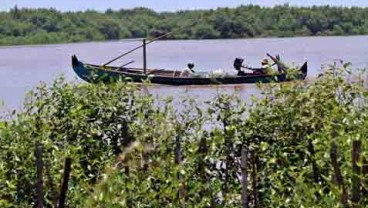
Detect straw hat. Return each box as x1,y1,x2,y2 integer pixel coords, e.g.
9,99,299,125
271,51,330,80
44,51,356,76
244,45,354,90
262,58,269,65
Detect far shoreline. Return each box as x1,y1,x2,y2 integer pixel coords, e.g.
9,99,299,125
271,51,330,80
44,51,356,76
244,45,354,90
1,34,368,49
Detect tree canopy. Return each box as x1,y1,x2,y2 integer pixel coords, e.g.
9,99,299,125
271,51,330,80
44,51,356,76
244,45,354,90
0,5,367,45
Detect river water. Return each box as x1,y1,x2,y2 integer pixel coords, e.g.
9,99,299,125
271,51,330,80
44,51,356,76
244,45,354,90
1,36,368,110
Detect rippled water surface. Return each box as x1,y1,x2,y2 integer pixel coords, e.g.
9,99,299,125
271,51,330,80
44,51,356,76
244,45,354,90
1,36,368,110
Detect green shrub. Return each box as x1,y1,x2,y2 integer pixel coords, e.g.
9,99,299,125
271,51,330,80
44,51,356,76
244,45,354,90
1,65,368,207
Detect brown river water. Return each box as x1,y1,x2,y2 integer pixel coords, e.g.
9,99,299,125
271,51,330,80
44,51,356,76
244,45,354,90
0,36,368,110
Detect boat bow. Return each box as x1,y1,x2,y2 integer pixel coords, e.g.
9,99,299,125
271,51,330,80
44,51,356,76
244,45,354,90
71,55,92,82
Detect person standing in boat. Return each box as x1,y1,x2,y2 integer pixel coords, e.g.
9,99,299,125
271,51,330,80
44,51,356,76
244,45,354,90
267,53,287,74
180,63,195,77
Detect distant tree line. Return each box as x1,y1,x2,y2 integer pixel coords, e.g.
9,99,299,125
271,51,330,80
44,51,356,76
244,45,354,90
0,5,367,45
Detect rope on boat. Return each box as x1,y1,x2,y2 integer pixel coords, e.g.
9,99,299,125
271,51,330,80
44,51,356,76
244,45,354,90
102,18,203,67
103,32,173,66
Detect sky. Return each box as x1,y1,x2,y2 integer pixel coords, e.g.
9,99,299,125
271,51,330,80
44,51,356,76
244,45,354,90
1,0,367,12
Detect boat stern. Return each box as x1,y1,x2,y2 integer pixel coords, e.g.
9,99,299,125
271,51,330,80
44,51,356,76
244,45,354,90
299,61,308,79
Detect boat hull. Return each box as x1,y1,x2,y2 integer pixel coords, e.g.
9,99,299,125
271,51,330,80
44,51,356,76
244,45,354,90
72,55,307,85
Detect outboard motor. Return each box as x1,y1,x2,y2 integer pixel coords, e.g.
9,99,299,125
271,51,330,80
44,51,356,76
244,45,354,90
233,58,244,71
187,63,195,69
187,63,195,73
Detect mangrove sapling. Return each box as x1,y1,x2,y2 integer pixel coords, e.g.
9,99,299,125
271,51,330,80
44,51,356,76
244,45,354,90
0,77,156,206
1,65,368,207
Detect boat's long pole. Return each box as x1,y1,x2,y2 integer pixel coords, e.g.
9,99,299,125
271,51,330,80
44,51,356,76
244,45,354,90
143,39,147,74
103,32,172,66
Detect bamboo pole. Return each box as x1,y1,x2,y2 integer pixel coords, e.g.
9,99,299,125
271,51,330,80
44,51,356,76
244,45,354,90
103,32,172,66
120,60,135,68
143,39,147,75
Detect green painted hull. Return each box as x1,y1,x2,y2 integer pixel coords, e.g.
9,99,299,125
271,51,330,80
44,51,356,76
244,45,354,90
72,55,307,85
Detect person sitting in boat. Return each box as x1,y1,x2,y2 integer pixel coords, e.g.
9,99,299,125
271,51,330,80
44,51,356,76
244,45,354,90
180,63,195,77
243,58,273,75
234,57,276,76
258,58,272,74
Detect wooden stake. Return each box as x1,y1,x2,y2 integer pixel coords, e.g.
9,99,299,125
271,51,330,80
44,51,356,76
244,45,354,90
241,145,249,208
45,159,58,208
351,140,361,203
330,142,348,207
362,157,368,196
35,141,44,208
307,139,322,201
198,137,207,179
251,150,259,208
58,158,72,208
175,135,184,207
224,121,231,195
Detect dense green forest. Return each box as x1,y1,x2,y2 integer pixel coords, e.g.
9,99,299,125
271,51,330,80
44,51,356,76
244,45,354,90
0,5,368,46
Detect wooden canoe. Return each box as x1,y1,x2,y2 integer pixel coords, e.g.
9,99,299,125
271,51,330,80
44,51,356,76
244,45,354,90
71,55,307,85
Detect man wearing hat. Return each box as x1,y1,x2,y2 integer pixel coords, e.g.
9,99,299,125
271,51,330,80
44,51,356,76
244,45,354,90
245,58,272,75
261,58,271,71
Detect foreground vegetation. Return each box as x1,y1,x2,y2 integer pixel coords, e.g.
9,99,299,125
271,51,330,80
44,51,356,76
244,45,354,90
0,5,368,46
0,64,367,207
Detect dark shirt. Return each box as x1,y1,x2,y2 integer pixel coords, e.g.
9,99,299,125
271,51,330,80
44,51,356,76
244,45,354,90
237,70,246,76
